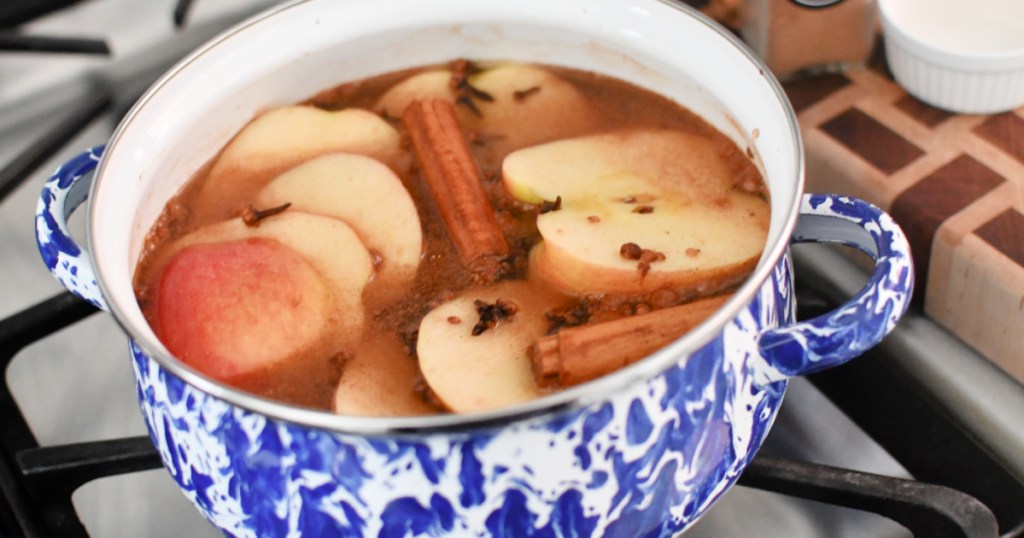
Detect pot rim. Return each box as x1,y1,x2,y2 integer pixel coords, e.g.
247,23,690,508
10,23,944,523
90,0,804,436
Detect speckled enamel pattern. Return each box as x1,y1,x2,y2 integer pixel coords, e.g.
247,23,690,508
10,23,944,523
35,145,107,311
36,149,912,537
758,194,914,381
128,265,790,538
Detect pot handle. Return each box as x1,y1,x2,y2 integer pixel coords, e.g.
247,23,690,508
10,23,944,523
755,194,913,384
35,145,108,311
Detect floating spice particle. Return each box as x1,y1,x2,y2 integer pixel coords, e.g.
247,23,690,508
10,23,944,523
513,86,541,102
328,351,353,380
447,316,462,325
734,168,764,195
467,131,507,148
471,298,519,336
449,59,493,118
544,298,598,333
449,59,472,89
620,194,655,204
620,242,643,260
639,249,666,264
633,205,654,214
369,248,385,269
400,329,419,357
637,248,667,277
466,83,495,103
456,95,484,117
497,298,519,315
241,202,291,227
539,196,562,214
650,288,679,308
587,215,601,223
412,375,446,410
686,248,701,257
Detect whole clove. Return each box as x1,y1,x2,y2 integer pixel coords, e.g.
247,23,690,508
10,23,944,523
241,202,291,227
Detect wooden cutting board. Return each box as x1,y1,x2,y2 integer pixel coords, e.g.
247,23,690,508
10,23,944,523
782,52,1024,382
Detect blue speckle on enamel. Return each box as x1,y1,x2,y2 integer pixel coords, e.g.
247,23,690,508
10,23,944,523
625,400,652,445
756,194,913,382
35,146,107,311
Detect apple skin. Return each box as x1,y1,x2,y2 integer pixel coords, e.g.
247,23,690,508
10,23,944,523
149,211,374,345
375,63,596,157
154,237,332,380
255,153,423,298
193,106,404,222
503,128,770,296
332,334,436,417
416,280,569,413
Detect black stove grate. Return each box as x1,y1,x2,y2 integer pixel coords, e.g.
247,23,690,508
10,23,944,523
0,1,1018,536
0,86,111,201
0,0,91,28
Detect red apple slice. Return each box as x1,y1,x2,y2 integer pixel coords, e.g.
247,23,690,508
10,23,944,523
154,237,331,380
150,212,374,346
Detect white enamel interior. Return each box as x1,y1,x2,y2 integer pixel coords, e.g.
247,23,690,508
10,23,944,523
89,0,802,429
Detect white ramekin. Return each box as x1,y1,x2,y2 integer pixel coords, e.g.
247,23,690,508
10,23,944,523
879,0,1024,114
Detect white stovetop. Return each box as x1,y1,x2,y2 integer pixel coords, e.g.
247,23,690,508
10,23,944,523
0,1,909,536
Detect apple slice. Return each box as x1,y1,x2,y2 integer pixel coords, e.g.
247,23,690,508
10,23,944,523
212,106,403,176
466,64,596,155
152,211,374,345
375,70,456,117
375,63,595,155
333,334,436,417
194,107,403,221
503,128,770,296
255,153,422,296
416,280,568,413
154,237,332,380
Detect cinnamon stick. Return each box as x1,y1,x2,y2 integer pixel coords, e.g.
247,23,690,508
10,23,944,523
403,99,509,279
530,294,731,388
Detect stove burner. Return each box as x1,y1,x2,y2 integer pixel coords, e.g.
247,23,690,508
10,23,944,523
0,33,109,55
173,0,194,29
0,0,90,28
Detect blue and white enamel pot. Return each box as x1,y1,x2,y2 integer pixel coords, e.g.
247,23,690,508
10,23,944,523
34,0,913,536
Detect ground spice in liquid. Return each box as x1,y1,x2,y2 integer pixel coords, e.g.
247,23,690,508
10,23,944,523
133,62,767,412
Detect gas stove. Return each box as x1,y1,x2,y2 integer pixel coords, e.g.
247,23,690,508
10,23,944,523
1,1,1022,537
